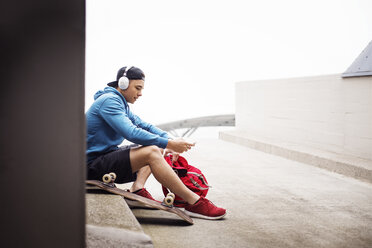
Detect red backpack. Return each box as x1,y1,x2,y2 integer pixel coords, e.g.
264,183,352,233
162,155,210,207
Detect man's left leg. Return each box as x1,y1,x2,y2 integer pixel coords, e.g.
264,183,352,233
129,147,166,192
129,165,151,192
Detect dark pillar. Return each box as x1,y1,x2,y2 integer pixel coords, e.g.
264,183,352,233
0,1,85,247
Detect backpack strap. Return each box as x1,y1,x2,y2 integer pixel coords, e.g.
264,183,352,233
187,172,211,188
189,177,209,190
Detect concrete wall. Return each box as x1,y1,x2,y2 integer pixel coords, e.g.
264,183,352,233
0,1,85,247
235,74,372,160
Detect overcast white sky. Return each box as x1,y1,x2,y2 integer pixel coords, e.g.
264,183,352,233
85,0,372,125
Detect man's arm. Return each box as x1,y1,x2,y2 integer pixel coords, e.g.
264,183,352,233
99,97,168,148
128,111,169,138
127,107,196,153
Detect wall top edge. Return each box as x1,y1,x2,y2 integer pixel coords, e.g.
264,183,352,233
342,72,372,78
235,73,372,85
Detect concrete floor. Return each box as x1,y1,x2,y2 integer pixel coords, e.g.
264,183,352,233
123,138,372,248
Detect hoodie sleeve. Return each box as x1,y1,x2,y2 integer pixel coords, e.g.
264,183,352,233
99,96,169,148
128,111,169,139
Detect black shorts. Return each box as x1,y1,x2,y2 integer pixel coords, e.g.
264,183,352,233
87,145,139,184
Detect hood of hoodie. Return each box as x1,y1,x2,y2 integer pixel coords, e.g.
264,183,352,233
94,87,128,108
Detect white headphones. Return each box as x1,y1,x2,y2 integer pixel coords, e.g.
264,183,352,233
118,66,133,90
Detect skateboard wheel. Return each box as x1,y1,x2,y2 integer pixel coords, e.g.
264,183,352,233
167,192,175,199
164,195,174,206
102,174,111,183
109,172,117,182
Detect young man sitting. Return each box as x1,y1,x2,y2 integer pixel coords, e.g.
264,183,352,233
86,66,226,220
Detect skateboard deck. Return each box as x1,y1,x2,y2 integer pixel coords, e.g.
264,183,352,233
86,179,193,225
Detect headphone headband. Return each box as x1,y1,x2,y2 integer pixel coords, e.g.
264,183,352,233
123,66,133,77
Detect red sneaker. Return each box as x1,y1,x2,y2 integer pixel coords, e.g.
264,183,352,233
173,200,188,208
185,197,226,220
125,188,160,208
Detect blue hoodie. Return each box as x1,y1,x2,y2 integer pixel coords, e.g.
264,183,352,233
86,87,169,163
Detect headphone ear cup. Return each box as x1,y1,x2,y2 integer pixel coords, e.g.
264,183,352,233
118,76,129,90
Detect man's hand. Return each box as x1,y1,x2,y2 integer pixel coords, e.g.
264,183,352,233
163,149,180,162
166,138,195,154
171,152,179,162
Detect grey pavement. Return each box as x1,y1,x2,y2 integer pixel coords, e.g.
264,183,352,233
124,138,372,248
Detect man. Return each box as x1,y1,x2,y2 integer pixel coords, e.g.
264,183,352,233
86,66,226,219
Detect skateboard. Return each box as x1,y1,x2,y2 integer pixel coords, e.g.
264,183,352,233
86,173,194,225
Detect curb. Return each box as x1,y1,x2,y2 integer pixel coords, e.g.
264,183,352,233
220,131,372,184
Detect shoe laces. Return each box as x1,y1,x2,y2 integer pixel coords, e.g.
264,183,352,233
201,197,218,208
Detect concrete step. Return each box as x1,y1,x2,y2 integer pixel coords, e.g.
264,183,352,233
220,130,372,183
86,193,153,247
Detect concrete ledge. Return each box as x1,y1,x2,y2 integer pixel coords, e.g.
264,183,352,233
86,225,153,248
220,130,372,184
86,193,153,247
